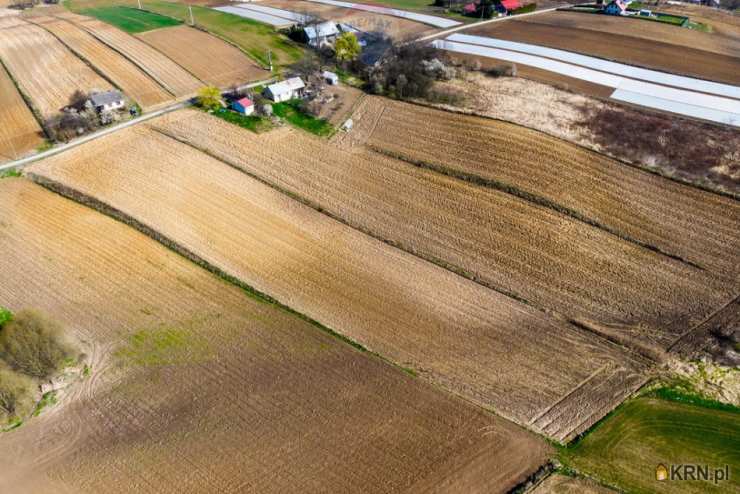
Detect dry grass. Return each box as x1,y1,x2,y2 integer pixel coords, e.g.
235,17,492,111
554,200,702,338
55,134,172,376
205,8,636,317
66,15,202,97
31,17,172,109
0,20,112,119
136,25,269,89
27,124,649,439
0,177,550,492
0,62,43,162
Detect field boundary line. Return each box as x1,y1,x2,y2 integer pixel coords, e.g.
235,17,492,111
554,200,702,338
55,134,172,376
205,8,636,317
367,145,705,272
26,171,419,381
399,99,740,202
667,293,740,353
0,53,50,145
150,120,655,367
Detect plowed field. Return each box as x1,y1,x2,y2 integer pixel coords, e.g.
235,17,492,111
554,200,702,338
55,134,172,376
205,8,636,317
28,126,648,441
147,109,734,356
470,13,740,84
69,16,202,97
0,178,550,493
137,25,268,88
0,21,112,119
32,17,171,109
0,62,42,161
361,97,740,280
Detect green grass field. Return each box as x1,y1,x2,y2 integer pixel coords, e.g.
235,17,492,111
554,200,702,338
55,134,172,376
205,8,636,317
560,395,740,493
64,0,303,67
213,108,273,134
80,6,181,33
272,99,333,137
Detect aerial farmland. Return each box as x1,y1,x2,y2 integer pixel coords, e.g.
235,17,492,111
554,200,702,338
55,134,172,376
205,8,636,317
0,0,738,492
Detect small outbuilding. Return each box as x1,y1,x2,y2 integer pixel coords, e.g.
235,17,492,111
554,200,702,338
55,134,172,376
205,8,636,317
232,97,255,115
322,71,339,85
304,21,340,48
90,90,124,113
263,77,306,102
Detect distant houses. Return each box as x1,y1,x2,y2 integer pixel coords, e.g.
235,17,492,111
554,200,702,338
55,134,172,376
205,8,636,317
264,77,306,102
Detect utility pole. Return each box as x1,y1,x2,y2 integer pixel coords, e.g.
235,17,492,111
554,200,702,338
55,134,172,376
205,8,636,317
189,5,194,26
137,0,142,10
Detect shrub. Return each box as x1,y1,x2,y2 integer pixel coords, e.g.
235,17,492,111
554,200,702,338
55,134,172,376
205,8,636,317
511,3,537,14
196,86,223,112
0,366,35,421
0,308,12,328
0,310,74,379
485,63,517,77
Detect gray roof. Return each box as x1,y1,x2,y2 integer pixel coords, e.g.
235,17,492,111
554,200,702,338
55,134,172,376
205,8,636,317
90,90,124,107
266,77,305,97
304,21,339,40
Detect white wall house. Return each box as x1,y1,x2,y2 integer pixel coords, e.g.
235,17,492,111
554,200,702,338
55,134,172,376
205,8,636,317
90,90,125,113
304,21,340,48
263,77,306,102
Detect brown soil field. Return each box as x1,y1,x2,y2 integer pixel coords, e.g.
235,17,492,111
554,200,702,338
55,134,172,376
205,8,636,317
471,14,740,84
67,16,203,97
148,109,734,357
136,25,269,88
0,62,43,161
263,0,437,41
0,21,112,119
361,97,740,280
532,474,617,493
0,178,551,493
28,125,650,441
0,13,24,28
27,17,171,109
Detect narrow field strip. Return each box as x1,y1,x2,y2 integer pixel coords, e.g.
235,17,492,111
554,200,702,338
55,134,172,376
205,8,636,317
233,4,312,23
306,0,460,28
0,20,113,120
360,98,740,280
27,125,648,439
0,178,549,493
447,33,740,100
29,17,173,109
212,6,296,28
0,60,43,161
433,39,740,126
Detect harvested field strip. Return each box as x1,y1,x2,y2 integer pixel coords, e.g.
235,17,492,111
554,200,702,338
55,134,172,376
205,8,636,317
67,16,203,97
136,25,269,88
0,178,550,493
31,18,172,109
29,126,648,440
473,18,740,85
147,109,734,355
0,61,43,161
0,21,112,119
362,98,740,280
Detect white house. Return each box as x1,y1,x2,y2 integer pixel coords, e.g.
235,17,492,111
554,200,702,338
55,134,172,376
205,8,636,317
304,21,340,48
90,90,125,113
263,77,306,102
322,71,339,85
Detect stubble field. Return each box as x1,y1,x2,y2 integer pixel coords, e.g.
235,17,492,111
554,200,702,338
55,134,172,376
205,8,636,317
136,25,268,88
29,16,172,109
360,97,740,280
148,109,734,357
0,20,112,119
28,125,649,441
471,13,740,85
0,62,43,161
0,178,550,493
63,14,202,97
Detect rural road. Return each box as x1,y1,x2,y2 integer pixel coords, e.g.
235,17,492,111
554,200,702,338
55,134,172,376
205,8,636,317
0,6,563,172
0,78,276,172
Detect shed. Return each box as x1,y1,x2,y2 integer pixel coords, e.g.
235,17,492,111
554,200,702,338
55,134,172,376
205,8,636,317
322,71,339,85
304,21,340,48
264,77,306,102
232,97,255,115
90,90,124,113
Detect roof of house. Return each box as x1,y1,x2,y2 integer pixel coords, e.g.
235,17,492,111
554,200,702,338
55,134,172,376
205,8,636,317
304,21,339,40
501,0,520,9
234,97,254,107
266,77,305,96
90,90,123,107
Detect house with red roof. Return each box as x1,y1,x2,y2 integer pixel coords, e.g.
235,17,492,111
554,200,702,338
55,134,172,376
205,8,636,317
232,97,254,116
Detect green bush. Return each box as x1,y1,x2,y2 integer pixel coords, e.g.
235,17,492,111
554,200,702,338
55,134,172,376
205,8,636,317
0,308,12,328
511,3,537,14
0,310,74,379
0,366,35,422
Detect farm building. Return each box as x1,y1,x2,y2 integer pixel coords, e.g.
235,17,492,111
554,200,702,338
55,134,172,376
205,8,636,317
90,90,124,113
232,97,255,115
604,0,629,14
304,21,340,48
323,71,339,85
264,77,305,102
